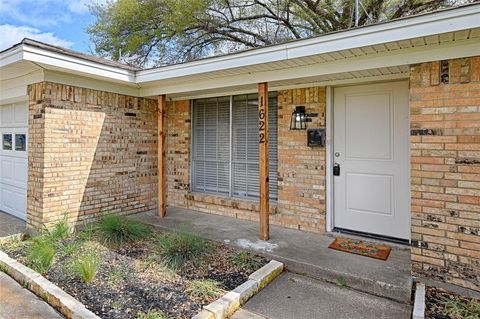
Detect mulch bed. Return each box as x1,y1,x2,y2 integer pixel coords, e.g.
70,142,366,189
1,230,267,319
425,286,480,319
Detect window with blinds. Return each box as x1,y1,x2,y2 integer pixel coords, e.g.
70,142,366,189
192,93,278,200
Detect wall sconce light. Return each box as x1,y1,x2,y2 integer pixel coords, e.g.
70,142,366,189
290,106,306,130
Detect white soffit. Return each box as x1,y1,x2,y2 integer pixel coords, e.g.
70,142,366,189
136,4,480,84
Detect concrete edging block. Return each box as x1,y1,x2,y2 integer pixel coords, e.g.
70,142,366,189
0,249,100,319
248,260,284,290
412,282,426,319
198,259,284,319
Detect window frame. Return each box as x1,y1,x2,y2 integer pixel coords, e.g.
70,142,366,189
190,93,278,201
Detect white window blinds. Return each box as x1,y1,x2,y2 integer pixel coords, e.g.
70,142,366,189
192,93,278,200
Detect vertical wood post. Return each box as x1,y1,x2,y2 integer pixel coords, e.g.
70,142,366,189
158,95,167,217
258,83,269,240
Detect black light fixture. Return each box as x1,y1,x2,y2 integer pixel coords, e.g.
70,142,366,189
290,106,307,130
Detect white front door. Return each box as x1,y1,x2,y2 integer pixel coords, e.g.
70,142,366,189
333,82,410,240
0,102,28,220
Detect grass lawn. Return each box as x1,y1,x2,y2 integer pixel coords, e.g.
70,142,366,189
0,216,267,319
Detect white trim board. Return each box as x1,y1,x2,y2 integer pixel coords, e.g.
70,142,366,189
139,38,479,96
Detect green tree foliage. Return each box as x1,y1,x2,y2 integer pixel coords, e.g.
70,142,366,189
87,0,467,67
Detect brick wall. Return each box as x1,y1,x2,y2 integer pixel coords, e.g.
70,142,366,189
166,87,326,233
27,82,158,229
410,56,480,291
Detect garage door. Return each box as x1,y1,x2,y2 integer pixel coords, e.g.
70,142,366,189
0,102,28,220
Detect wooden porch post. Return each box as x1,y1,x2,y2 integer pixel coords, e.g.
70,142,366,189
258,83,269,240
157,95,167,217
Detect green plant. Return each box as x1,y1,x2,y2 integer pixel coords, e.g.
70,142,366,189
136,309,168,319
98,215,151,245
438,295,480,319
156,229,208,270
228,251,262,271
73,251,101,283
106,269,127,286
46,218,70,241
336,276,347,288
59,241,81,256
78,223,97,241
185,279,224,301
27,237,56,274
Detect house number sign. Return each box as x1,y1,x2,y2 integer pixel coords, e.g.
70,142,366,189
259,96,266,144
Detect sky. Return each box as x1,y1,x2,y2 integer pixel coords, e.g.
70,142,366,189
0,0,104,53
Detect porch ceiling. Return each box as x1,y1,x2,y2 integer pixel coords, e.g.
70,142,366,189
163,65,411,100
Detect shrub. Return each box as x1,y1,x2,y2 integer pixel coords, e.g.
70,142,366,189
59,241,81,256
47,218,70,241
98,215,151,245
27,237,56,274
136,309,168,319
77,222,97,241
156,229,208,270
185,279,224,301
228,251,263,271
73,251,101,283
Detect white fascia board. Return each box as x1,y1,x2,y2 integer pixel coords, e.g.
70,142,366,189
21,45,136,84
139,38,480,96
43,70,140,97
0,45,24,67
136,4,480,84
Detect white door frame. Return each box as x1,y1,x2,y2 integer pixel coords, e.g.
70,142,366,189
324,80,411,242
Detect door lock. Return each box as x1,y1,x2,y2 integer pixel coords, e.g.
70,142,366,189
333,163,341,176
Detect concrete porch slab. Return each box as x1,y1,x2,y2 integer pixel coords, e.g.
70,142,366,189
0,211,26,238
134,207,412,304
233,272,411,319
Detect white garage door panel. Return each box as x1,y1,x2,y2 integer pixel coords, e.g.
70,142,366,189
1,104,28,126
1,157,28,189
0,184,26,220
0,102,28,220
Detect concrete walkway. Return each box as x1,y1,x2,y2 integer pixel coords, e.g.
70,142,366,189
0,272,63,319
231,272,411,319
0,211,25,238
134,207,412,303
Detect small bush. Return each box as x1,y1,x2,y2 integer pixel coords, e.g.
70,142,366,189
136,309,168,319
185,279,224,301
77,223,97,241
98,215,151,245
28,237,56,274
47,218,70,240
157,229,208,270
228,251,263,271
73,251,100,283
59,241,81,256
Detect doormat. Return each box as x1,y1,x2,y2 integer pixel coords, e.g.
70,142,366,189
328,237,391,260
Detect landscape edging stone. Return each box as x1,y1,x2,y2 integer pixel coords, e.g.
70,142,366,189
412,282,426,319
0,250,100,319
193,260,284,319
